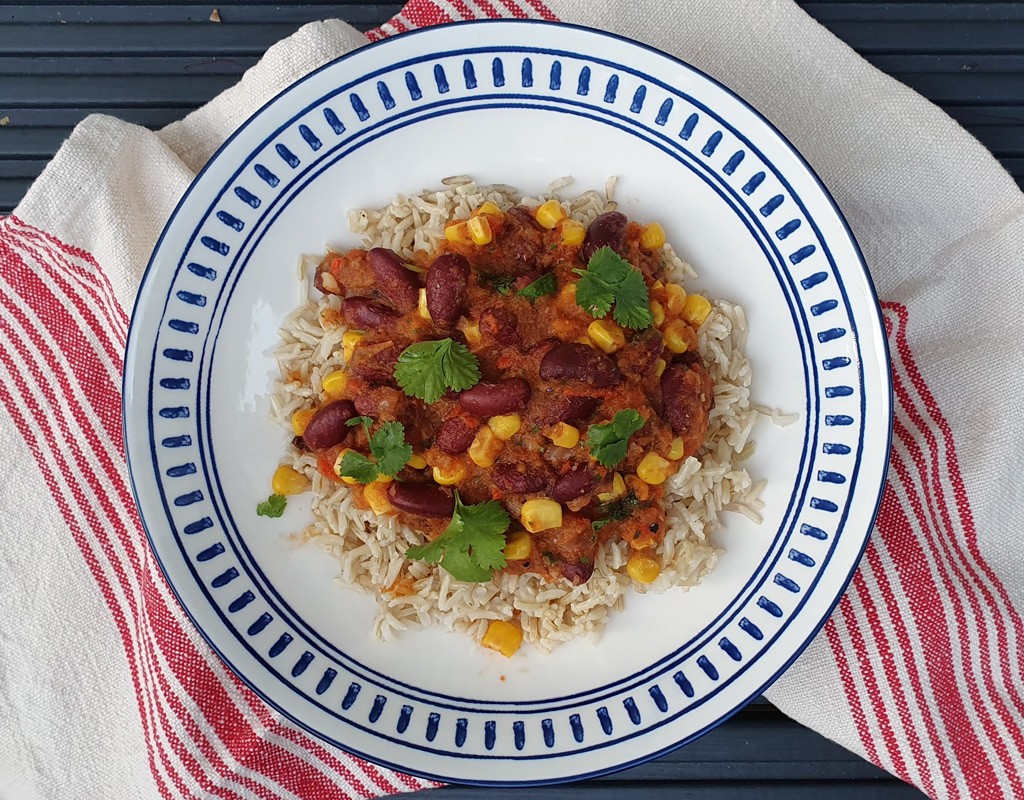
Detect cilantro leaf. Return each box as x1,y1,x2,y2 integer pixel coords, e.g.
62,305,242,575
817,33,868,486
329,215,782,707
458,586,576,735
587,409,646,467
370,421,413,477
337,420,413,483
405,492,510,582
517,272,558,301
480,273,516,296
347,415,373,429
394,338,480,404
256,493,287,518
573,247,653,330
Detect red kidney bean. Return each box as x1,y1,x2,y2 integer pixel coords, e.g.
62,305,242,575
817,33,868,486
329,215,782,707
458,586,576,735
491,461,550,494
661,363,714,440
341,297,399,330
479,306,522,348
387,483,455,518
534,394,600,426
426,253,470,328
302,400,357,450
458,378,531,417
551,465,598,504
367,248,419,312
560,560,595,585
348,341,401,385
582,211,628,262
434,415,478,455
539,343,622,389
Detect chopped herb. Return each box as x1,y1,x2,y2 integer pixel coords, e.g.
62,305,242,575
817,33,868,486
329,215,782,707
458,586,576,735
591,491,640,531
406,491,510,582
592,518,611,532
480,273,516,296
517,272,558,301
337,420,413,483
586,410,646,467
256,493,287,518
346,415,373,435
573,246,653,329
394,338,481,403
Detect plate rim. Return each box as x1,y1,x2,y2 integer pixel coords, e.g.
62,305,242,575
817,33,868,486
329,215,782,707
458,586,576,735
122,18,894,786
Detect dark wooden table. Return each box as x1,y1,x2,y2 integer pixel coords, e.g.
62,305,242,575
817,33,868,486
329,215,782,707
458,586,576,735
3,3,1020,797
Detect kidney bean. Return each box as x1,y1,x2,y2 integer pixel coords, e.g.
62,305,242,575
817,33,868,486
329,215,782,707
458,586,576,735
552,465,598,504
560,560,595,585
341,297,399,330
348,341,401,385
367,248,419,312
539,343,622,389
302,400,357,451
426,253,470,328
387,483,455,518
491,461,551,494
479,306,522,348
661,363,714,447
458,378,531,417
434,415,478,455
534,394,600,426
582,211,628,262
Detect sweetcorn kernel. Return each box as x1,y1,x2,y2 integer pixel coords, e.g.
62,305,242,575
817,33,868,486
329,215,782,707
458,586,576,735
474,201,503,218
461,320,481,345
663,320,691,354
548,422,580,449
650,301,666,328
469,426,503,468
433,463,467,486
407,453,428,470
626,552,661,583
560,219,586,246
342,330,364,362
587,319,626,354
445,220,471,243
637,452,673,485
665,283,687,314
272,465,309,496
682,294,713,326
488,413,522,440
291,408,317,436
535,199,567,229
503,531,532,561
640,222,666,250
333,449,360,484
482,620,523,658
467,215,493,246
597,472,627,503
362,482,393,514
666,437,685,460
418,288,432,320
321,370,347,397
521,499,562,533
654,358,667,378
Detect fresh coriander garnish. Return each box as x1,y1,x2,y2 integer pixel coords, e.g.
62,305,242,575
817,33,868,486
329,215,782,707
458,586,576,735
405,491,510,582
346,415,373,434
516,272,557,301
591,491,639,530
256,493,287,518
587,410,646,467
394,338,480,404
480,272,516,296
337,420,413,484
573,246,653,329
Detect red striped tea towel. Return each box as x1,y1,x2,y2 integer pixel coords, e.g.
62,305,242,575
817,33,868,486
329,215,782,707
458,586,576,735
1,2,1022,799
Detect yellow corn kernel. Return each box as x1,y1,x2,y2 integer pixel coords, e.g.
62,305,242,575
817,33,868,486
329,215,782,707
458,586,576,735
626,552,661,584
575,334,595,347
667,437,685,460
587,319,626,354
482,620,523,658
374,472,395,484
640,222,666,250
418,287,432,321
474,201,503,218
663,320,690,354
467,215,493,246
521,498,562,533
651,279,665,292
342,330,364,362
444,220,471,243
637,452,673,485
654,358,667,378
333,449,360,485
291,408,317,436
488,413,522,440
503,530,532,561
650,301,666,328
462,320,482,346
682,294,713,326
469,426,503,468
535,199,567,229
407,453,427,470
559,282,578,303
549,422,581,449
597,472,627,503
665,283,687,314
560,219,586,246
433,462,466,486
362,482,394,514
321,370,348,397
272,465,309,495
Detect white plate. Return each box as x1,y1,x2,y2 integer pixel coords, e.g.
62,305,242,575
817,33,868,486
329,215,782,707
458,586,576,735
123,20,892,785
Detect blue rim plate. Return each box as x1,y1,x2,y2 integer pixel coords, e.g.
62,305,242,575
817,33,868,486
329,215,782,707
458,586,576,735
123,20,892,785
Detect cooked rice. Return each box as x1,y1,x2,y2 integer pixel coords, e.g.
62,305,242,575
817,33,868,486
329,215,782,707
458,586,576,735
270,178,769,652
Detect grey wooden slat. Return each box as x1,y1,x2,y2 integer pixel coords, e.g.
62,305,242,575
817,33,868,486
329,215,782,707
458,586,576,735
0,75,240,106
418,781,925,799
0,4,401,24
